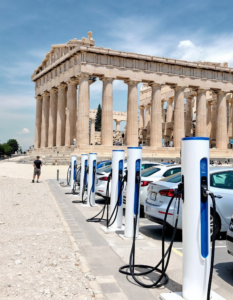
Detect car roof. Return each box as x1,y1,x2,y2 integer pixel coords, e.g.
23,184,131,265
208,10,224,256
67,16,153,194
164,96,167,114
210,166,233,173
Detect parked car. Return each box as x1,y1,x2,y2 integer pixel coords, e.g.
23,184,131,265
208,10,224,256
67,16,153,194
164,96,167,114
123,165,181,213
97,160,111,169
95,161,161,198
144,167,233,236
226,214,233,256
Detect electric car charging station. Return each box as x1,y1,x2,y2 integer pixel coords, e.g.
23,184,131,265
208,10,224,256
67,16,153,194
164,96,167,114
70,155,77,191
101,149,125,233
160,137,225,300
121,147,142,239
80,154,88,198
56,139,229,300
82,153,97,207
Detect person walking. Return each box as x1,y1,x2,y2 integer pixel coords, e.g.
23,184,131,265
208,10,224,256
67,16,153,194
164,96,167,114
32,156,42,183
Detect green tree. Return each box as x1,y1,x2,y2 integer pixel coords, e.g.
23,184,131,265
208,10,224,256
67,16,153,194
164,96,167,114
95,104,102,132
0,144,4,157
7,139,19,154
2,143,13,156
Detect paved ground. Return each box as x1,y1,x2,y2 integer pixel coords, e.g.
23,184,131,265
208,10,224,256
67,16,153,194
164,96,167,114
48,180,233,300
0,158,232,300
0,159,104,299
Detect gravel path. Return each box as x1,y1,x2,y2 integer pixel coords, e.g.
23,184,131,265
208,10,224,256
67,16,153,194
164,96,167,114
0,162,99,299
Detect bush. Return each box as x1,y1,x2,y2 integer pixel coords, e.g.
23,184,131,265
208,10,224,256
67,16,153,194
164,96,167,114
2,143,13,156
0,144,4,156
7,139,19,154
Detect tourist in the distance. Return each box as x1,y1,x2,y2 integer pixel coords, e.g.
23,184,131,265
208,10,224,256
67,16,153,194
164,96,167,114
32,156,42,183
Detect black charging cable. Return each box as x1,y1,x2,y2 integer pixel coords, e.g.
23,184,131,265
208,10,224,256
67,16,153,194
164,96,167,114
72,166,81,194
202,188,217,300
86,171,126,225
86,171,112,222
81,167,88,203
119,186,182,288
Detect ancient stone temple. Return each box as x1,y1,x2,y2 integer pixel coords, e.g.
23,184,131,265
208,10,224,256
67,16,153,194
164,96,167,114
31,31,233,158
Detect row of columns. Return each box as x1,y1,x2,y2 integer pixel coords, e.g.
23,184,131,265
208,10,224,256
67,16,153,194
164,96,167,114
34,73,128,149
35,73,230,149
139,87,229,149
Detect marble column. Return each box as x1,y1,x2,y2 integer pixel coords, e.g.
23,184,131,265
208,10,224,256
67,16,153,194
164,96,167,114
41,92,50,148
210,101,217,142
185,97,193,137
196,89,207,137
139,106,145,128
65,79,78,146
227,100,233,138
150,83,162,147
90,118,95,145
101,77,114,146
48,88,58,147
145,104,151,130
166,97,173,123
77,73,90,145
115,120,121,132
173,86,185,147
34,95,42,149
126,80,139,146
207,101,212,138
216,91,228,149
161,101,165,122
56,83,67,147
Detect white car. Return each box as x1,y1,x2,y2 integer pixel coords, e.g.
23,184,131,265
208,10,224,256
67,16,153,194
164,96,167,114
123,165,181,214
95,161,162,198
145,167,233,236
226,214,233,256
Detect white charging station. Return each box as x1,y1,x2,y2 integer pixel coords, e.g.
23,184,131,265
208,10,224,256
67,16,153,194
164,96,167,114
102,150,125,233
160,137,225,300
80,154,88,197
70,155,77,190
83,153,97,207
121,147,142,239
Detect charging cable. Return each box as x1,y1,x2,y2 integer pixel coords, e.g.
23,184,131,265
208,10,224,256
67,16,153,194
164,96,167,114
119,184,182,288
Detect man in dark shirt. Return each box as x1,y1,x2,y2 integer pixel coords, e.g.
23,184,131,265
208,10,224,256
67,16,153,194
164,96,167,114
32,156,42,183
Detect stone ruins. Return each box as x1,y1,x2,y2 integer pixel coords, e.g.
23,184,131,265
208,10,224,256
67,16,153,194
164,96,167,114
31,32,233,158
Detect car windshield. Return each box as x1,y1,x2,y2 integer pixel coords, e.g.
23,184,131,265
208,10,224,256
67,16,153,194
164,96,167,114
161,172,181,183
141,167,161,177
97,166,112,173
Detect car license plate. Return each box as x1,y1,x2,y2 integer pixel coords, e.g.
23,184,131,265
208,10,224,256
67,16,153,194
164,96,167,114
230,223,233,231
151,192,156,200
146,205,151,212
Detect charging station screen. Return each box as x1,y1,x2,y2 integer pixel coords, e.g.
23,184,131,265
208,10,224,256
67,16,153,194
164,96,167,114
73,160,76,180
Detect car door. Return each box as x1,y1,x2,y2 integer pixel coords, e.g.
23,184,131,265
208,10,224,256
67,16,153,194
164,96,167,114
210,171,233,226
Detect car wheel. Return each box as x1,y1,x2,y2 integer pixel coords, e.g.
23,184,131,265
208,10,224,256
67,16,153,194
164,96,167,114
210,212,220,239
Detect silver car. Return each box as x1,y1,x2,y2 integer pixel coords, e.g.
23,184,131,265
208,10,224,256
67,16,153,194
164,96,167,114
226,214,233,255
145,167,233,236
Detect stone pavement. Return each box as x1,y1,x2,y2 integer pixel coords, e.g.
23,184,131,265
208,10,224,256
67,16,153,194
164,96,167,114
48,180,233,300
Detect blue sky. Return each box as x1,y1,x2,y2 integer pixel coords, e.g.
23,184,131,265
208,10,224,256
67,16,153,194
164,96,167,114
1,0,233,150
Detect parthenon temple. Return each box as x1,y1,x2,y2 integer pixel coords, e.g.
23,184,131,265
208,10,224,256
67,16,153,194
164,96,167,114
31,31,233,158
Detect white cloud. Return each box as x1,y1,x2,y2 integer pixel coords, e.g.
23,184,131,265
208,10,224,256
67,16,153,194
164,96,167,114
172,37,233,66
19,128,30,134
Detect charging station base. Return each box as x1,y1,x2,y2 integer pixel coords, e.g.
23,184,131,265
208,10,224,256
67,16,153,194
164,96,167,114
101,225,125,234
160,291,226,300
118,233,144,240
